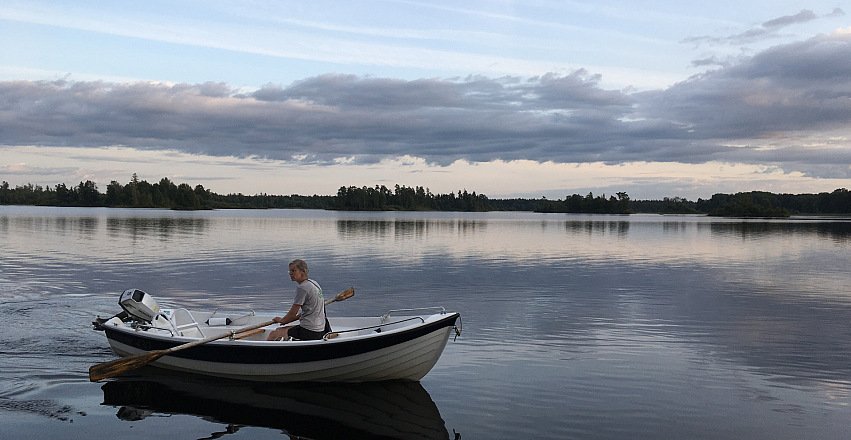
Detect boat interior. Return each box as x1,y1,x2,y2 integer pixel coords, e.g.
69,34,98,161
119,306,454,343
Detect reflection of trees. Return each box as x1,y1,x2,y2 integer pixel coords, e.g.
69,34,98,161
8,216,101,236
708,221,851,243
394,220,431,238
336,220,393,239
662,221,689,234
106,217,209,240
564,220,630,237
336,217,633,240
54,216,99,236
336,219,486,240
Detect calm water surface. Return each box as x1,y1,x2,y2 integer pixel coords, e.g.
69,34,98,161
1,206,851,439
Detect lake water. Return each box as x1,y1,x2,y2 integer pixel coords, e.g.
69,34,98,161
1,206,851,439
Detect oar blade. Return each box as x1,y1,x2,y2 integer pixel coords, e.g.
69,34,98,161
332,287,354,303
88,350,166,382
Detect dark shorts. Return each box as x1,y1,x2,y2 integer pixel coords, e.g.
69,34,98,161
287,319,332,341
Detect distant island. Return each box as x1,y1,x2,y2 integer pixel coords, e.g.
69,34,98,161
2,175,849,217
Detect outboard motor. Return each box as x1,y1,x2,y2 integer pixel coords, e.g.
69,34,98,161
119,289,160,322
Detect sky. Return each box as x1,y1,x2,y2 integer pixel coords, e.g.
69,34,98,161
1,1,850,200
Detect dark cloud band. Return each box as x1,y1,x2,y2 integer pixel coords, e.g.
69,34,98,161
2,30,850,179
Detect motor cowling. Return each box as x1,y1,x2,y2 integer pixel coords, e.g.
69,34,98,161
119,289,159,322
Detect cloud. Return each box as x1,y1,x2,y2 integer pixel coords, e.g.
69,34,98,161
640,29,851,176
826,7,847,18
762,9,819,30
0,161,80,182
644,30,851,134
689,56,735,69
0,162,44,175
0,71,643,166
1,29,850,180
683,8,845,46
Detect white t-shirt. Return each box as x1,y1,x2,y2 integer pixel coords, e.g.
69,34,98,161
293,279,326,332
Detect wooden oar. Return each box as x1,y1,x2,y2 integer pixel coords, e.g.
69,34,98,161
89,287,354,382
232,328,265,340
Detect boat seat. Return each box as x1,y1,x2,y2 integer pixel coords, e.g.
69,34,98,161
168,308,205,338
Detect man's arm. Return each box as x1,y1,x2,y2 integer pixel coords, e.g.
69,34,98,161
274,304,302,325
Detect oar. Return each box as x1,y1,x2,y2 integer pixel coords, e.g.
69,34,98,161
89,287,354,382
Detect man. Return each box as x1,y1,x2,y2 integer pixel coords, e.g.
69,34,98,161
266,259,331,341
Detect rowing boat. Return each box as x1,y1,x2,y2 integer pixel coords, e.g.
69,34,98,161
93,289,461,382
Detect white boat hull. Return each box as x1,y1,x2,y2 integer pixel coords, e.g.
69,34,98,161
99,309,460,382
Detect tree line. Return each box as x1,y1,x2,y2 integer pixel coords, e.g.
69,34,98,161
336,185,491,211
0,175,215,210
630,189,851,216
1,175,849,216
0,174,331,210
530,192,632,214
700,189,851,216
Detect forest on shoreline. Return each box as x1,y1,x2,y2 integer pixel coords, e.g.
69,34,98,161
1,175,849,217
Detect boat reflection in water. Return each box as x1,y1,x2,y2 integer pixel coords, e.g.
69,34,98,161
101,368,452,439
